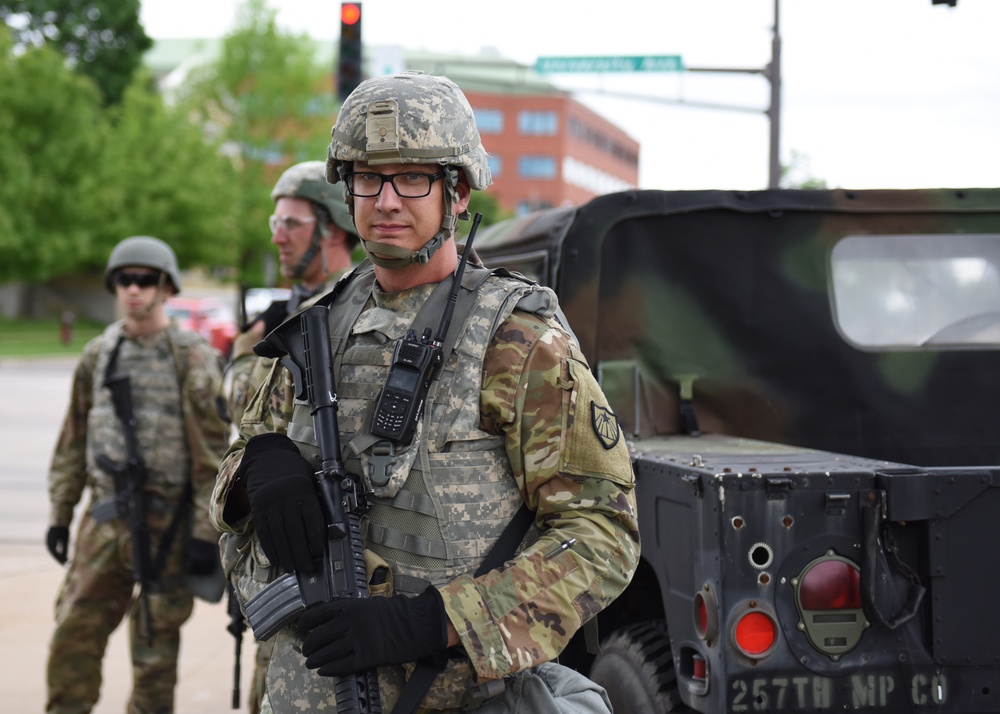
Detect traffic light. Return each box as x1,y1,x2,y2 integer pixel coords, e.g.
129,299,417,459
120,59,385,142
337,3,362,102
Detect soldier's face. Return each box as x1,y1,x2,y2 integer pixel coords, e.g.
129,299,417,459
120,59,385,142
114,266,164,318
350,161,469,258
272,197,319,278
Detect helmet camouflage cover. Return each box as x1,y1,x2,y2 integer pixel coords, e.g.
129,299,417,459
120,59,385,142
103,235,182,294
326,71,492,191
271,161,357,237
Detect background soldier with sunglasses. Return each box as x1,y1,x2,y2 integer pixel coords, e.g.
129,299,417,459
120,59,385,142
45,236,229,714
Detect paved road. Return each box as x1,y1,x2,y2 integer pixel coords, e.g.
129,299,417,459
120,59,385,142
0,357,256,713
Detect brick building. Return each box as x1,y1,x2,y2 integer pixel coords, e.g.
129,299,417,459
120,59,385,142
146,43,640,215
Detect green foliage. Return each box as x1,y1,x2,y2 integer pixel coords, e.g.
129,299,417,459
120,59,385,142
781,149,828,190
0,0,152,105
0,34,242,288
88,76,241,275
460,191,510,238
0,33,104,283
176,0,337,285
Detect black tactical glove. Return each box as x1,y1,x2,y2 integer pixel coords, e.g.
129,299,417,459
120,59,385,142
240,433,325,574
300,588,449,677
242,299,289,335
46,525,70,565
183,538,220,576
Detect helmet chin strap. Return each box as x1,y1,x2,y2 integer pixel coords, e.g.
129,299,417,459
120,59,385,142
361,167,464,271
290,223,324,280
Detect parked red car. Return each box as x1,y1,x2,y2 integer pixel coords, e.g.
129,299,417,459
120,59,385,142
165,297,238,358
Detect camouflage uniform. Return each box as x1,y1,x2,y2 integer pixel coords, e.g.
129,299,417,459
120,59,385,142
211,267,640,712
46,321,228,714
227,271,350,714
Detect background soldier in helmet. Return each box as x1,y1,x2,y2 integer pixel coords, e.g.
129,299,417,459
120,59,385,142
211,72,639,713
45,236,229,714
226,161,359,714
228,160,360,430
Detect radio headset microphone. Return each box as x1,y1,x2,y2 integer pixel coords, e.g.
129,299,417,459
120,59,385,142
370,213,484,443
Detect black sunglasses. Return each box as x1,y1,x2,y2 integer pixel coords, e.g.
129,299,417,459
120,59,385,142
115,271,161,289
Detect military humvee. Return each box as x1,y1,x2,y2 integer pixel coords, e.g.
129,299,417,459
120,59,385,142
475,188,1000,714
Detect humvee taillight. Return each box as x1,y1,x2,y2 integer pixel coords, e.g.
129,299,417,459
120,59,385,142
693,584,719,644
733,610,777,657
794,553,867,658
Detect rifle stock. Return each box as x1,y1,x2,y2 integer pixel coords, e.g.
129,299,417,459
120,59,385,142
243,304,382,714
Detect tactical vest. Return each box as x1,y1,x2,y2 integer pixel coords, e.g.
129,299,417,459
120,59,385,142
286,265,559,595
86,322,192,506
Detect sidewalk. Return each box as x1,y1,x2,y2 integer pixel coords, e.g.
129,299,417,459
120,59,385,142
0,356,257,712
0,543,257,713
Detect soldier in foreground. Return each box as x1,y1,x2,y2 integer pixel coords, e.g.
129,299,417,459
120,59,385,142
211,72,639,713
45,236,229,713
227,162,359,714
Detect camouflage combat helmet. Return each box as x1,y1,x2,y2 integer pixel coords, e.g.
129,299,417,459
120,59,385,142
103,236,181,294
271,161,359,279
326,71,492,269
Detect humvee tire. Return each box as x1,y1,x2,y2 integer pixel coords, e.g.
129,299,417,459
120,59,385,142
590,621,691,713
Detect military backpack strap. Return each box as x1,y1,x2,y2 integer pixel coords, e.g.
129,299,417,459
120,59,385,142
390,501,535,714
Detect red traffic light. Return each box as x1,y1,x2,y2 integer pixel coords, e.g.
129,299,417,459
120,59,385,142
341,3,361,25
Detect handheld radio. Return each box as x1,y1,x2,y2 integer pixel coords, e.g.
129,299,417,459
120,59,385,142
370,213,483,443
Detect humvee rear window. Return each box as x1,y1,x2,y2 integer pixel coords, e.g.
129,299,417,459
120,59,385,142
831,234,1000,348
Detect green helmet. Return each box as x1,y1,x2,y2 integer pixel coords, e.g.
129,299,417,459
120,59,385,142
325,71,491,268
326,71,491,191
271,161,357,237
103,236,181,294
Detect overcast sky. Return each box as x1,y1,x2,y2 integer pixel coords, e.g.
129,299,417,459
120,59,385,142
139,0,1000,192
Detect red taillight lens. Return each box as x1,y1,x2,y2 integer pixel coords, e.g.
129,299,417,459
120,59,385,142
692,653,707,681
693,585,719,644
799,559,861,610
734,611,776,656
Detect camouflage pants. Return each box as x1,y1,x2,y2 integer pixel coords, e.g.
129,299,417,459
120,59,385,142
259,662,611,714
248,638,275,714
46,512,194,714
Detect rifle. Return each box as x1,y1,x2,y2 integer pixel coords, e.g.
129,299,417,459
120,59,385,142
243,304,381,714
226,583,246,709
96,355,155,646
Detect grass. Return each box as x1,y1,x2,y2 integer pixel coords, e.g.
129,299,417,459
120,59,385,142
0,316,105,358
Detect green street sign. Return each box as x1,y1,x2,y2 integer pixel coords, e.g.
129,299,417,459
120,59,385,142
535,55,684,74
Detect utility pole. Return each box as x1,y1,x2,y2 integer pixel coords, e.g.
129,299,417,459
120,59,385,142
766,0,782,188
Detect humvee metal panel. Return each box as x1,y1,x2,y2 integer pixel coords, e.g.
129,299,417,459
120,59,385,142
477,188,1000,714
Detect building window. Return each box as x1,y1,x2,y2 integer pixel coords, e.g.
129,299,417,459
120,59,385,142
518,110,558,136
487,155,503,178
568,117,639,167
475,108,504,134
518,155,557,179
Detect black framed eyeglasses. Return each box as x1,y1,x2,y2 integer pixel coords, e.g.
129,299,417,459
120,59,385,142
344,171,445,198
115,271,161,289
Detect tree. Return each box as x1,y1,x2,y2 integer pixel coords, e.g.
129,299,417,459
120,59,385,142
177,0,337,286
0,33,104,284
0,0,151,105
0,32,242,289
87,74,242,276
